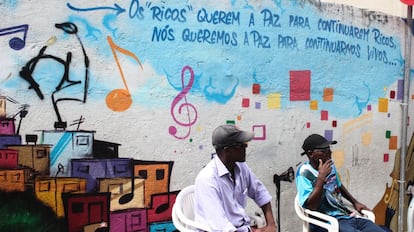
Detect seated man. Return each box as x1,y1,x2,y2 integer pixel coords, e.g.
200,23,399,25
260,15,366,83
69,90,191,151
194,124,276,232
296,134,388,232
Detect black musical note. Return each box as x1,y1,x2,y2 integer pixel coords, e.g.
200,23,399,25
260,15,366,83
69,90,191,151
155,192,171,214
118,177,144,205
0,24,28,50
168,66,198,139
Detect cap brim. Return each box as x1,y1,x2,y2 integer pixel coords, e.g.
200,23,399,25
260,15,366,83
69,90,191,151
239,131,254,143
213,130,254,149
315,140,337,148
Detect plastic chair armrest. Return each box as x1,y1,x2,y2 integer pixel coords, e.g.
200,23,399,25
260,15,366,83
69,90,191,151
361,209,375,222
303,208,339,231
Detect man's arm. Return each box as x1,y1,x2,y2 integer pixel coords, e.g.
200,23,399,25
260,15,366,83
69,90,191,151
252,202,276,232
339,185,370,212
305,159,332,210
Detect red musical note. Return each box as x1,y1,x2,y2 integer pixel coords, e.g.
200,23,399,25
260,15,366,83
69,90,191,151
106,36,143,112
169,66,198,139
0,24,29,50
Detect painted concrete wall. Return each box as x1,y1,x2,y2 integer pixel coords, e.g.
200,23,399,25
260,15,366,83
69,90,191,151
323,0,408,18
0,0,413,231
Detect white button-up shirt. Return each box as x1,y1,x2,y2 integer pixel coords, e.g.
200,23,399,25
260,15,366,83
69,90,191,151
194,154,272,232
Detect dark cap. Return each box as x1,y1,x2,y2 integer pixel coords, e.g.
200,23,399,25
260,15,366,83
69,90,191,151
301,134,337,155
212,124,254,149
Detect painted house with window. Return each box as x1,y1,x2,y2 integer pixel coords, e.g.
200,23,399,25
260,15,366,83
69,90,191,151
35,176,87,217
0,135,21,149
132,160,173,208
149,221,176,232
110,208,147,232
7,144,51,176
41,130,94,177
0,169,25,192
62,192,110,232
0,149,18,169
71,158,132,192
147,191,178,225
0,118,15,135
0,100,21,148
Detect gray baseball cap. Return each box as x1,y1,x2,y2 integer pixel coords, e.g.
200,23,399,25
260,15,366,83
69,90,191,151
212,124,254,149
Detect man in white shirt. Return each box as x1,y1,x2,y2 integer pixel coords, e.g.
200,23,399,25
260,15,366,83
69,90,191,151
194,124,276,232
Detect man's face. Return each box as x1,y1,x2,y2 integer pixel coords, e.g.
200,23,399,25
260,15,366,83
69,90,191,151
309,146,332,164
223,143,248,162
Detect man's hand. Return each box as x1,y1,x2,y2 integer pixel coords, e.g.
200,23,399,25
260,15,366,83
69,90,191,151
252,224,276,232
354,201,370,213
318,159,332,180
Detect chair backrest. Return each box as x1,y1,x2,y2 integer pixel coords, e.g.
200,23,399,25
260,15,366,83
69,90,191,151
294,195,339,232
172,185,211,232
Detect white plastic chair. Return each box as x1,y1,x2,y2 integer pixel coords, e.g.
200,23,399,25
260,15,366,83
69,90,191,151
172,185,212,232
408,196,414,232
172,185,266,231
294,195,375,232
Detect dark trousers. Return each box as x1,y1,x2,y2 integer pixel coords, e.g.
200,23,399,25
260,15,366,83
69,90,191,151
310,217,391,232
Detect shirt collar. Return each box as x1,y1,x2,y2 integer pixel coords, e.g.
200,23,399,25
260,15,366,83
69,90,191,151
213,155,230,177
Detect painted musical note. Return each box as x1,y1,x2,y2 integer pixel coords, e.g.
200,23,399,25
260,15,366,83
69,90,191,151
169,66,198,139
106,36,143,112
118,177,134,204
0,24,28,50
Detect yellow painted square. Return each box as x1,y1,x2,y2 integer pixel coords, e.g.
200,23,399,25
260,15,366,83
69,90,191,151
310,100,318,110
361,132,372,145
332,150,344,168
267,93,281,109
378,98,388,112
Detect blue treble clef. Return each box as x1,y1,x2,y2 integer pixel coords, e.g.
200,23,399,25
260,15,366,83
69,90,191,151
168,66,198,139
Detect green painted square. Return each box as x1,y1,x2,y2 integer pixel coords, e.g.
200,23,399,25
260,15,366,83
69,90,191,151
226,120,235,125
385,130,391,138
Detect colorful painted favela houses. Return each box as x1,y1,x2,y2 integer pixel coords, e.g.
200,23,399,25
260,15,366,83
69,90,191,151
0,96,178,232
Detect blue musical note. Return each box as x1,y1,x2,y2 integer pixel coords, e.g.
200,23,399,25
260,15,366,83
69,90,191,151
0,24,28,50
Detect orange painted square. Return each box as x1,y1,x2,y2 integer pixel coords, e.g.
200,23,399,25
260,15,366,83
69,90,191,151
323,88,334,102
389,136,398,150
